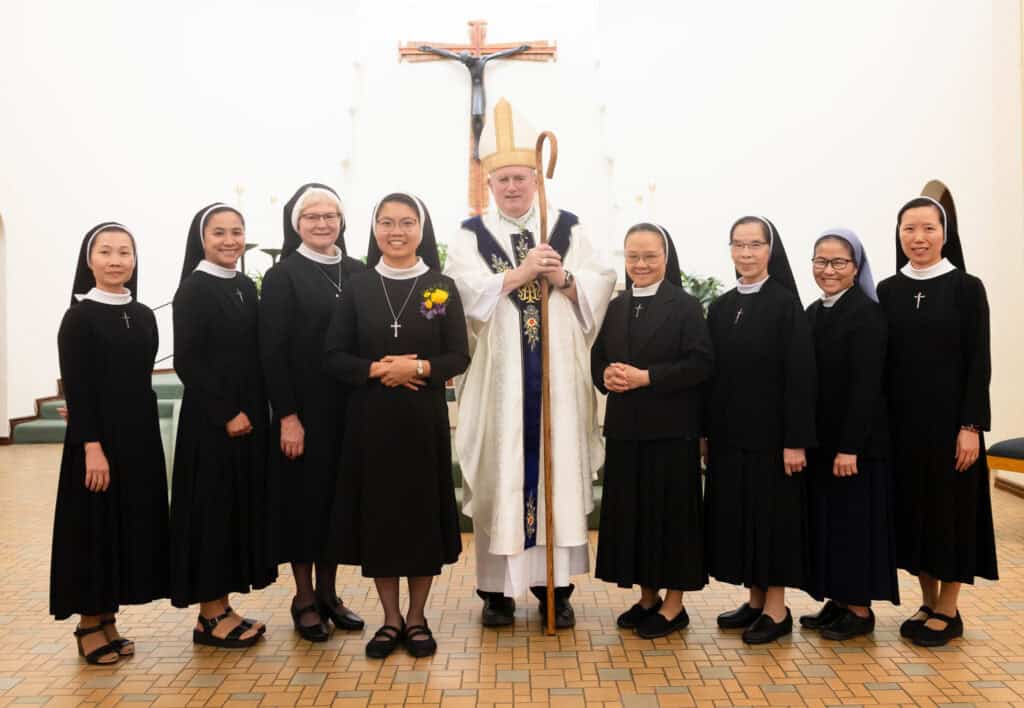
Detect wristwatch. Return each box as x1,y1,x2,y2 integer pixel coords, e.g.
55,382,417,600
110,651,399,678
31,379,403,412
559,269,575,290
416,359,425,377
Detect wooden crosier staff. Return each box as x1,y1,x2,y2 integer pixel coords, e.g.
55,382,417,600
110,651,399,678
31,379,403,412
535,130,558,636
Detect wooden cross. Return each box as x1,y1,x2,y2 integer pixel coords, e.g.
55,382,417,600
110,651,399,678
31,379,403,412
399,20,557,215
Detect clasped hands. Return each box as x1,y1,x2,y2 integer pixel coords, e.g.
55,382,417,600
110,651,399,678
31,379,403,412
603,362,650,393
370,353,428,390
519,244,566,288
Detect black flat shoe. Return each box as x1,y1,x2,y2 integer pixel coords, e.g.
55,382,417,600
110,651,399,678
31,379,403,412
405,622,437,658
74,624,119,665
742,609,793,644
821,609,875,641
291,601,330,643
531,585,576,629
617,598,663,629
477,589,516,627
717,602,763,629
912,611,963,647
799,600,844,630
636,608,690,639
365,623,404,659
317,595,365,631
899,605,934,639
193,611,262,649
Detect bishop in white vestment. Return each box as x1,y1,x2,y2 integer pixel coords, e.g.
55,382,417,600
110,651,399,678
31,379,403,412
444,98,616,628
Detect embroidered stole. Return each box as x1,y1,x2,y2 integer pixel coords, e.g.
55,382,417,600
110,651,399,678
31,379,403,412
461,211,578,548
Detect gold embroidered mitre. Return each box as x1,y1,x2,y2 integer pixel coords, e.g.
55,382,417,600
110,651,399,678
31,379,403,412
479,97,537,173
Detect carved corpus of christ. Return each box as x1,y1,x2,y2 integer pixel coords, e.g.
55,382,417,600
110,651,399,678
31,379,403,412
416,44,531,159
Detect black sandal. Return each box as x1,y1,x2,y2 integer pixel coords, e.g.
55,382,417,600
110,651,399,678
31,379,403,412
225,606,266,636
74,624,119,665
365,622,404,659
193,611,262,649
100,617,134,656
404,623,437,658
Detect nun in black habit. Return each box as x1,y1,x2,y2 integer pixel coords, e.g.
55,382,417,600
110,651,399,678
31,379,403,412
877,196,996,647
703,216,816,644
592,223,714,639
51,223,169,665
324,192,468,659
260,183,366,642
801,228,899,641
169,203,276,648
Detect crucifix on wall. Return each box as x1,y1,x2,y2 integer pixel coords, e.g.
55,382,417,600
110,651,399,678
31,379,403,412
399,20,556,215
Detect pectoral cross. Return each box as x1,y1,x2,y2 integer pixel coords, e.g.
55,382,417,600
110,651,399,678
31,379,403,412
734,307,743,325
236,289,244,303
633,303,644,319
399,20,556,215
914,291,926,310
121,311,131,329
390,320,402,338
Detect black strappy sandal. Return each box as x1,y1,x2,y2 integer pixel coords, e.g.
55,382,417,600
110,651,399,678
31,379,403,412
193,611,262,649
100,616,134,657
225,605,266,635
74,624,119,665
365,622,404,659
404,622,437,658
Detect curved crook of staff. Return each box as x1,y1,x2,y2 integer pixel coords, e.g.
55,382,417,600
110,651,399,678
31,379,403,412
535,130,558,636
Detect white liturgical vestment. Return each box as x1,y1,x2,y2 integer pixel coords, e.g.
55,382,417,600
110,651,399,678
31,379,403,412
444,203,616,598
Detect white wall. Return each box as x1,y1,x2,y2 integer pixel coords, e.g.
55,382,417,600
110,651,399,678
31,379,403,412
1,0,1021,441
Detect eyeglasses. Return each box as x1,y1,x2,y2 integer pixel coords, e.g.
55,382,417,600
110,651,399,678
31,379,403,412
730,241,769,252
625,254,664,264
300,212,341,225
811,257,854,271
376,218,419,231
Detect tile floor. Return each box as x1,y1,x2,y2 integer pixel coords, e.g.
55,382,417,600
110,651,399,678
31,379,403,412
2,444,1022,707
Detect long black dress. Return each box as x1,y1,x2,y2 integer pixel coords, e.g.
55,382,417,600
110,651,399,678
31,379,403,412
805,286,899,606
169,271,277,607
592,282,715,591
877,269,997,583
51,300,170,619
704,278,816,589
260,253,366,564
323,268,469,578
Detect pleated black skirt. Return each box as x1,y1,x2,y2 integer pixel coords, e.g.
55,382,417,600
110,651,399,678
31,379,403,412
50,401,170,620
169,401,278,608
805,453,899,605
705,444,808,589
325,385,461,578
893,436,998,584
595,437,706,591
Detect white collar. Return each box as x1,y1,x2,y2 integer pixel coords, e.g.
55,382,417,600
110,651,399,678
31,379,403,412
74,287,132,305
497,203,537,231
820,286,851,308
195,260,239,279
736,274,770,294
297,242,342,265
900,257,956,280
375,257,429,280
632,279,663,297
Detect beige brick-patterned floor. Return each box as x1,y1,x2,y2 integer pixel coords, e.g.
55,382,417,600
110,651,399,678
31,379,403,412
2,444,1023,707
